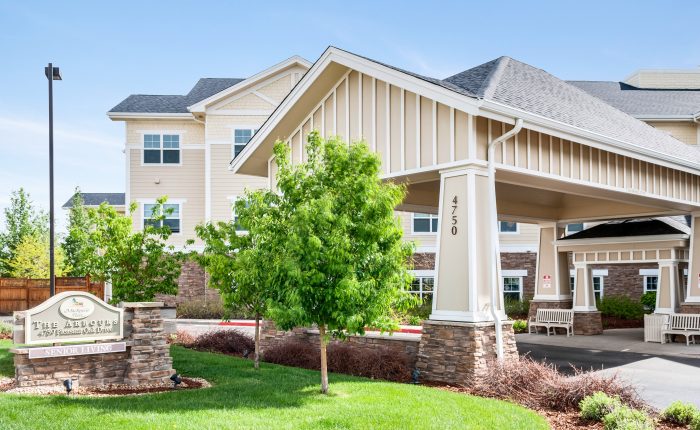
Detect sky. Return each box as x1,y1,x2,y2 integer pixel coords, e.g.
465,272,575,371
0,0,699,232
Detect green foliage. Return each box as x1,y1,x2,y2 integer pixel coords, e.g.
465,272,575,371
61,188,95,277
692,413,700,430
640,292,656,312
504,297,530,319
407,315,422,326
175,300,233,320
602,406,653,430
0,188,48,276
0,322,11,338
579,392,622,421
597,296,645,320
86,198,184,303
6,233,69,278
662,401,699,425
247,132,416,392
512,320,528,333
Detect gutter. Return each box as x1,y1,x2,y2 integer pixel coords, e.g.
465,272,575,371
487,117,523,361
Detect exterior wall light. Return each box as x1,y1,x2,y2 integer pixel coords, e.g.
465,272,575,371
63,378,73,395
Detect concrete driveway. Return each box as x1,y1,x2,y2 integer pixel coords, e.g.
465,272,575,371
517,330,700,410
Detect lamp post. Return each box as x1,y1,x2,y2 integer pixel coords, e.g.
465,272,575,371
45,63,62,297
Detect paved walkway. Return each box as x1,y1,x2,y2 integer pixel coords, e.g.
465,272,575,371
517,329,700,410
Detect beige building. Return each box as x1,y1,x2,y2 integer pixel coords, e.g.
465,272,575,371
107,56,312,250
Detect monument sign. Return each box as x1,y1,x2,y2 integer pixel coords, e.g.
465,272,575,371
23,291,124,345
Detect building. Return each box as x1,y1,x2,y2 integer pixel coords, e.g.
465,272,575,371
231,47,700,384
62,192,126,214
107,56,312,303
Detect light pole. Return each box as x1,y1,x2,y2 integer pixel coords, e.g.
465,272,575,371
45,63,62,297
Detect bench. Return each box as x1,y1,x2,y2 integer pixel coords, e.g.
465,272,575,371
661,314,700,346
528,309,574,337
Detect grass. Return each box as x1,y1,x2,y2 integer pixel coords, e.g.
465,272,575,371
0,340,548,430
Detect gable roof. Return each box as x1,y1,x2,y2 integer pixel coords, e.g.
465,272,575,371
231,47,700,176
62,193,125,209
108,78,244,114
560,218,687,240
567,81,700,119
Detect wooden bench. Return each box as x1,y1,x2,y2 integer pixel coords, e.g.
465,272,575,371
528,309,574,337
661,314,700,346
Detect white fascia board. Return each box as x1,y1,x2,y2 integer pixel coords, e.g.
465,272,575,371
479,100,700,175
107,112,193,121
230,47,482,173
633,115,695,122
657,216,691,235
555,233,688,246
187,56,312,113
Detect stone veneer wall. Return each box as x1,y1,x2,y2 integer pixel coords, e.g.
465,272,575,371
12,303,174,388
259,322,419,368
156,258,221,307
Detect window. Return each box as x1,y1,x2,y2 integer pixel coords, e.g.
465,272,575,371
409,275,434,299
143,133,180,164
143,203,181,233
499,221,518,233
644,276,658,293
566,223,584,235
413,213,439,233
502,277,522,301
233,129,257,158
570,274,604,300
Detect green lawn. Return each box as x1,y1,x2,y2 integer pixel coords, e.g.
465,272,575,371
0,340,548,430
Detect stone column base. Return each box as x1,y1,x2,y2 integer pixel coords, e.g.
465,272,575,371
574,311,603,335
416,320,518,387
680,303,700,314
528,299,574,319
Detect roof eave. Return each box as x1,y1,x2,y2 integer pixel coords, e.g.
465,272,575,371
107,112,194,121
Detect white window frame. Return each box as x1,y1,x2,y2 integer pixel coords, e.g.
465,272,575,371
411,213,439,234
137,199,186,236
501,270,525,301
408,270,435,299
498,221,519,234
569,269,607,299
640,269,660,293
232,127,258,159
227,195,248,234
141,132,182,166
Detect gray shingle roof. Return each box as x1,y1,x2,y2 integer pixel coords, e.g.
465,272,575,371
567,81,700,118
109,78,244,113
441,57,700,164
62,193,125,209
561,218,686,240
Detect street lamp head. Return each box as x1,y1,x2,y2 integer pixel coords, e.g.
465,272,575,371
45,65,62,81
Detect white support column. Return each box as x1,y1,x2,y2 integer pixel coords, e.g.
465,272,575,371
533,223,571,301
686,213,700,304
430,164,503,322
572,262,597,311
656,260,681,314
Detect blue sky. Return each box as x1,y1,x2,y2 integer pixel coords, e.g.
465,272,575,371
1,0,698,231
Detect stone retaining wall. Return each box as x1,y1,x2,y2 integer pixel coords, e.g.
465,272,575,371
12,302,174,388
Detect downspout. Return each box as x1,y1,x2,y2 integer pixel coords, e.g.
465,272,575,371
487,118,523,360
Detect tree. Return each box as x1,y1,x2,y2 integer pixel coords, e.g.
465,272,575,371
87,197,184,303
7,233,69,278
195,192,277,369
260,131,415,393
62,188,95,276
0,188,48,275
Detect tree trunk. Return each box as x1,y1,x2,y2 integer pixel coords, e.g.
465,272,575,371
254,314,261,370
318,324,329,394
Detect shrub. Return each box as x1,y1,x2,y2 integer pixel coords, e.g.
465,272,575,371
512,320,527,333
176,300,227,319
407,315,422,326
470,356,641,412
0,322,12,339
597,296,645,320
504,298,530,319
169,330,196,346
640,292,656,312
691,413,700,430
262,339,412,383
579,392,622,421
191,330,255,356
661,401,699,425
602,406,653,430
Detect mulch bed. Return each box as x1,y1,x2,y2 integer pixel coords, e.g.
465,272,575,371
1,377,211,397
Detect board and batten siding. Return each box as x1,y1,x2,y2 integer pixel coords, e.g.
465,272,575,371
270,69,700,206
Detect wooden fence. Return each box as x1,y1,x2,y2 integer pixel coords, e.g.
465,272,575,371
0,276,105,314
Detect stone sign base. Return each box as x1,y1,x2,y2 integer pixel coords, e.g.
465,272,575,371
528,299,574,319
415,320,518,387
573,311,603,335
12,302,174,388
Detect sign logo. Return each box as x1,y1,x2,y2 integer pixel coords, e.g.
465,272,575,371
542,274,552,289
59,296,95,319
